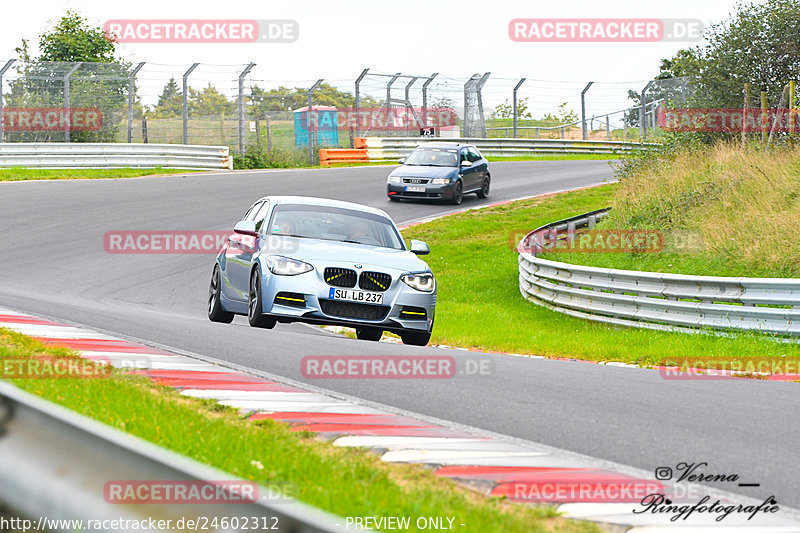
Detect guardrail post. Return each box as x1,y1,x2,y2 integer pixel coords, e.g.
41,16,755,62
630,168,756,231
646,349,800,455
0,59,15,143
606,115,610,140
354,68,369,141
421,72,437,131
127,62,145,143
307,79,323,165
513,77,526,138
182,63,199,145
560,126,565,139
238,62,255,153
640,80,655,140
580,82,594,140
63,63,82,143
534,127,539,139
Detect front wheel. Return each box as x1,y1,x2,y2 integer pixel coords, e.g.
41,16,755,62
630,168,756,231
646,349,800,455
400,330,431,346
450,181,463,205
356,327,383,341
248,269,276,329
476,177,490,199
208,265,234,323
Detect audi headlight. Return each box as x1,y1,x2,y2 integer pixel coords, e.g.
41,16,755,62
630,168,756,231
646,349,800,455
401,272,435,292
431,178,450,184
266,256,314,276
388,175,402,184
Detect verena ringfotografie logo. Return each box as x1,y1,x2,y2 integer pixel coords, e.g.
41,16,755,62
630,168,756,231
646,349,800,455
1,107,103,132
509,19,703,43
104,19,298,43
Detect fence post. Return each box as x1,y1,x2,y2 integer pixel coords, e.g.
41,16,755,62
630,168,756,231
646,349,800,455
307,79,323,165
760,89,768,147
742,83,750,146
789,80,796,137
476,72,491,138
141,116,148,143
580,82,593,140
63,63,82,143
0,59,15,143
421,72,437,130
404,76,419,134
354,68,369,141
640,80,655,140
606,115,610,140
127,62,145,143
182,63,199,145
512,77,526,139
237,62,255,153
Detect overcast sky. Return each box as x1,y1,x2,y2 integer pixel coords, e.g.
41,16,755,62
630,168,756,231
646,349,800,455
1,0,752,118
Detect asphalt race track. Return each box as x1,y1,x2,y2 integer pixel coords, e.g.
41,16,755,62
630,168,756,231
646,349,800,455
1,160,798,508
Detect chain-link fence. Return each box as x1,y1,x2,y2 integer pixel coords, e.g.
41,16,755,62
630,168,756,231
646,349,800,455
0,59,697,161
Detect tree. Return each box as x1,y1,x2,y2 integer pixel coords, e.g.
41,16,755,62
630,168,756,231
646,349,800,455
150,78,183,118
657,0,800,108
35,10,118,62
542,102,578,124
491,97,532,120
189,84,234,117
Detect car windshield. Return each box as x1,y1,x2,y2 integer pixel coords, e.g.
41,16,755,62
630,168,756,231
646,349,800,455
268,204,405,250
404,148,458,167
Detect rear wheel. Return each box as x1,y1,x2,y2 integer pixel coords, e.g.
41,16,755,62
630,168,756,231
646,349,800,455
208,265,234,323
356,327,383,341
450,181,463,205
248,269,276,329
400,330,431,346
477,176,490,199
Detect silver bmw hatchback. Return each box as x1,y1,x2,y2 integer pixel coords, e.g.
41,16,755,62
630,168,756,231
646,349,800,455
208,196,436,345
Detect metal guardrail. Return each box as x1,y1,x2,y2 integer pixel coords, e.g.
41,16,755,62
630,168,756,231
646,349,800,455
0,143,233,170
364,137,656,160
0,381,346,532
518,209,800,336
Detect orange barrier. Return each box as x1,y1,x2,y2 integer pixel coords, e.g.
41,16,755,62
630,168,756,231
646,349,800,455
319,148,369,166
353,137,368,149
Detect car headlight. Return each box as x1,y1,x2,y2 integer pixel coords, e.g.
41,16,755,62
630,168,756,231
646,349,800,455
401,272,435,292
387,175,402,184
431,178,450,184
266,256,314,276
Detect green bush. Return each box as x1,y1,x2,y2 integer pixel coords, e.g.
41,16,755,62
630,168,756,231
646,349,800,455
233,145,311,169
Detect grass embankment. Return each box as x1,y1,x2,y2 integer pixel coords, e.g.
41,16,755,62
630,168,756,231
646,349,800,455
544,143,800,277
0,329,597,533
400,181,800,366
0,168,197,181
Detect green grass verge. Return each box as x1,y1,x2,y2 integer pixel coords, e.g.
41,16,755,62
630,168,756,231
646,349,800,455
485,154,621,162
0,330,597,533
400,184,800,366
0,168,198,181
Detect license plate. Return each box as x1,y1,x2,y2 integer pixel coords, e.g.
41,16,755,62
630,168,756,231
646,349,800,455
329,288,383,304
405,186,425,192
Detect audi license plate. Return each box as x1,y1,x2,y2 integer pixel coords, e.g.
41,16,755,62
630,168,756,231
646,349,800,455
405,186,425,192
329,288,383,304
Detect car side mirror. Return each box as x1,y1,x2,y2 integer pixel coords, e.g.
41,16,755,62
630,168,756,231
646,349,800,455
398,157,406,164
460,160,472,167
409,240,430,255
233,220,258,236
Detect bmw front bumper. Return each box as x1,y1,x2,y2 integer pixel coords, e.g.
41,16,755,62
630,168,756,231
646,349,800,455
258,262,436,333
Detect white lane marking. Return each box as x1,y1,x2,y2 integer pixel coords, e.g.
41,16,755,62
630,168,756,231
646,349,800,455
222,400,380,414
182,390,332,402
0,324,118,339
380,450,547,463
333,436,484,448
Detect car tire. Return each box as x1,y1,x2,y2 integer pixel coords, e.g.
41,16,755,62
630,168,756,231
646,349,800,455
400,330,431,346
248,269,276,329
208,265,234,323
477,176,490,199
356,327,383,341
450,181,463,205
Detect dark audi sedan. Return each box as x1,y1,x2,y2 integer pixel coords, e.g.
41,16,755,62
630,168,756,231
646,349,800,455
386,142,490,205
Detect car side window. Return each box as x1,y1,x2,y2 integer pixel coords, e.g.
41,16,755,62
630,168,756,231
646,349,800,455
467,147,481,162
253,201,271,233
244,201,264,222
459,149,469,163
